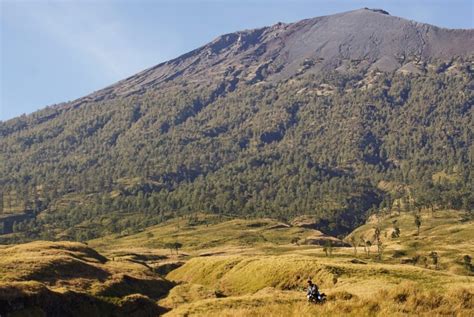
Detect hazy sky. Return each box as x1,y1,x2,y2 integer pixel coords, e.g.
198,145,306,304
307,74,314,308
1,0,473,121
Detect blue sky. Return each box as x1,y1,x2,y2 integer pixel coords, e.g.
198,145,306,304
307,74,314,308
1,0,473,121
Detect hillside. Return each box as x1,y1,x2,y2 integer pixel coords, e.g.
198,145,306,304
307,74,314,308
0,241,173,316
2,210,472,316
1,8,473,243
117,209,474,316
89,215,347,256
347,209,474,274
87,209,473,274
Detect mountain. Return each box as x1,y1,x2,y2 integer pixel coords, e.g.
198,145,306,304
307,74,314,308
1,8,473,242
69,8,473,104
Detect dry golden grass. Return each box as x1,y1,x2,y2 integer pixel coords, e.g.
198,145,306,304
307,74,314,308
0,241,174,304
167,254,473,296
167,255,337,295
88,209,474,316
164,283,473,317
2,210,472,316
347,210,474,274
159,283,219,309
0,241,174,316
90,273,173,299
0,241,109,284
0,241,169,282
163,287,300,317
162,231,473,316
0,281,166,317
89,215,316,256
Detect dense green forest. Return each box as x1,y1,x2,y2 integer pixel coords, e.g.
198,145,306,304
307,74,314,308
1,61,473,243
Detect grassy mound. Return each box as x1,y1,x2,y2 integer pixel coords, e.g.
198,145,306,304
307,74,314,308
167,252,473,303
0,281,166,317
91,273,174,299
0,241,110,283
167,255,339,295
0,241,173,290
0,241,175,316
90,216,316,254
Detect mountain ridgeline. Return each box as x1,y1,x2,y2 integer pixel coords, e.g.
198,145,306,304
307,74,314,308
1,8,473,242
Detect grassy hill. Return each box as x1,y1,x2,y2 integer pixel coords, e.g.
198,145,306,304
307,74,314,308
347,209,474,275
0,241,173,316
89,214,342,255
156,211,473,316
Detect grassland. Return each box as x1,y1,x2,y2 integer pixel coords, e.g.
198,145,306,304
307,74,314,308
90,215,310,251
163,285,473,316
347,209,474,274
91,209,473,316
0,241,172,316
1,209,473,316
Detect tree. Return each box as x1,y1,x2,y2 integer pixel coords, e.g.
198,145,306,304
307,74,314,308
349,236,358,256
401,195,409,212
421,256,428,268
364,240,372,257
2,66,473,245
412,254,421,266
429,251,439,270
291,237,300,245
426,186,441,217
391,220,400,239
374,226,384,260
414,214,422,236
323,240,333,257
392,189,404,215
463,255,472,272
164,242,175,255
173,242,183,255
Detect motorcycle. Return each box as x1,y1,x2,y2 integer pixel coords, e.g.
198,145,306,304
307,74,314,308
308,292,327,304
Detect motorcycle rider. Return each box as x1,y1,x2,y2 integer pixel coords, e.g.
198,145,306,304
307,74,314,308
307,279,319,300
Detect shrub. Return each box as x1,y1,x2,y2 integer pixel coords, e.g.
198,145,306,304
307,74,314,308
327,290,355,301
392,250,407,258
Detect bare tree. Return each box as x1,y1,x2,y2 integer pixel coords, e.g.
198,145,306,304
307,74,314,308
374,227,384,260
349,236,358,256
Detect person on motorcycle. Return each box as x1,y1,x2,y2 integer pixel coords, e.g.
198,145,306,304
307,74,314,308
307,279,319,300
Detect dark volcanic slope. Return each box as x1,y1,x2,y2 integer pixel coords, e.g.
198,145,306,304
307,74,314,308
80,8,473,103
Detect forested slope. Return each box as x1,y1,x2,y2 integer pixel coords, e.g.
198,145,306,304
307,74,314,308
1,8,473,242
